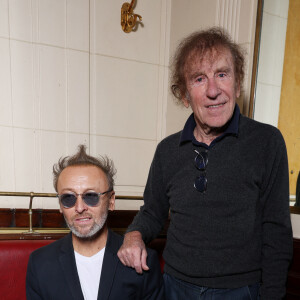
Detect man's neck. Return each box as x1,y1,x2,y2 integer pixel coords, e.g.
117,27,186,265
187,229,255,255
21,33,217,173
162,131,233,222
193,125,225,146
72,226,108,257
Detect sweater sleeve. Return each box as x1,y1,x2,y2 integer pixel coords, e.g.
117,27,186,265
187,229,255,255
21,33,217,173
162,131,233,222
127,143,170,244
260,132,293,299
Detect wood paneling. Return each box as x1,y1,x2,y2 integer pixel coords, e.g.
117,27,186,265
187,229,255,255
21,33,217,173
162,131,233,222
278,0,300,195
0,209,169,240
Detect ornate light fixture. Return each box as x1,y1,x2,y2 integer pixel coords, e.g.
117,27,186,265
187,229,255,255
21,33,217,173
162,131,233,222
121,0,142,33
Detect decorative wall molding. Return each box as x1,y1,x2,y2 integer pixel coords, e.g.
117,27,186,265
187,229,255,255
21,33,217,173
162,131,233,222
215,0,241,42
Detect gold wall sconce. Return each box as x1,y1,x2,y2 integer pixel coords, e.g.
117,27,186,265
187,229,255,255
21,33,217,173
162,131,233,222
121,0,142,33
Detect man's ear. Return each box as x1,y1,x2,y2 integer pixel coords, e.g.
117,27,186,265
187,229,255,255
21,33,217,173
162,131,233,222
108,192,115,211
235,81,241,98
58,198,63,213
182,91,190,108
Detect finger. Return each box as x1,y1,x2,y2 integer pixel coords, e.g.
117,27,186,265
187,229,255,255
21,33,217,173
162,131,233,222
117,255,127,266
123,254,134,267
133,261,143,274
117,249,129,266
141,248,149,271
131,251,143,274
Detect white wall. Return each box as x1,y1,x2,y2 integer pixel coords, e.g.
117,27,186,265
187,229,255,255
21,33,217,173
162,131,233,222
0,0,258,210
254,0,289,126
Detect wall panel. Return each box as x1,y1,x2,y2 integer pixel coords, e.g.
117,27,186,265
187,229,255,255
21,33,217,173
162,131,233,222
0,0,258,210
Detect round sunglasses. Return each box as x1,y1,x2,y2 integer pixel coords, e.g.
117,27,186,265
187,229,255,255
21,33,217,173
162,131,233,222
57,190,113,208
194,149,208,193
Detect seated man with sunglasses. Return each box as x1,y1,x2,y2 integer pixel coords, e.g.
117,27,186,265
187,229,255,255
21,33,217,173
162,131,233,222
118,28,293,300
26,145,164,300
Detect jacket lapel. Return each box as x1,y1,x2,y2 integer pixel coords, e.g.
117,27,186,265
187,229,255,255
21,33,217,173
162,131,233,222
59,233,85,300
98,229,120,300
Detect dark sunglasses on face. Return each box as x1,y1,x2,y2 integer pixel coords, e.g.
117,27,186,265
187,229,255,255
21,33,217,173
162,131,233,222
57,190,113,208
194,149,208,193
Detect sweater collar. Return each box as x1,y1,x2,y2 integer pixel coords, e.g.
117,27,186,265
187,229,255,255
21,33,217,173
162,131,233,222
180,104,240,147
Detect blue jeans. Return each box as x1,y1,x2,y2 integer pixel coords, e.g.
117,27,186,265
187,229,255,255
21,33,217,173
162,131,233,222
164,273,260,300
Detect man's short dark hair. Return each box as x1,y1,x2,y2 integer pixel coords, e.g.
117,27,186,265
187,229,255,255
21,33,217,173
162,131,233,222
171,27,245,103
53,144,116,192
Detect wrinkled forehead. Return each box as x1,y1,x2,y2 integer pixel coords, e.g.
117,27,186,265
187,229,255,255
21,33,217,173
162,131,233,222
184,46,234,76
58,165,108,189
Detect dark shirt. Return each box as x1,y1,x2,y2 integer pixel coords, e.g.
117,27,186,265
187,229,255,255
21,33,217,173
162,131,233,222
128,106,293,299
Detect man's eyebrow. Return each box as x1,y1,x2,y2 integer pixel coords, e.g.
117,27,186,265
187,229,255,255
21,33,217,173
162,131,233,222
215,66,232,73
187,71,204,80
59,188,76,193
60,187,97,192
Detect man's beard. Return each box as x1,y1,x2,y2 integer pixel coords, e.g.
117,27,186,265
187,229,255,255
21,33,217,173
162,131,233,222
64,211,108,240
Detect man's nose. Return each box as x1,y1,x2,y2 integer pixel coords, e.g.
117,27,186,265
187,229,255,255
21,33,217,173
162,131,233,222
206,77,221,99
74,195,88,213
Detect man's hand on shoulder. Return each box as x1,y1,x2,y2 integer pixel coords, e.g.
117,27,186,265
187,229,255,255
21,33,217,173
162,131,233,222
117,231,149,274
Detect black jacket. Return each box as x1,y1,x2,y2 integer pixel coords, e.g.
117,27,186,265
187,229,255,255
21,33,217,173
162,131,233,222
26,229,164,300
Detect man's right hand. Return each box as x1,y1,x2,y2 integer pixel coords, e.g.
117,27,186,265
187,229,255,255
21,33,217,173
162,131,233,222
117,231,149,274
